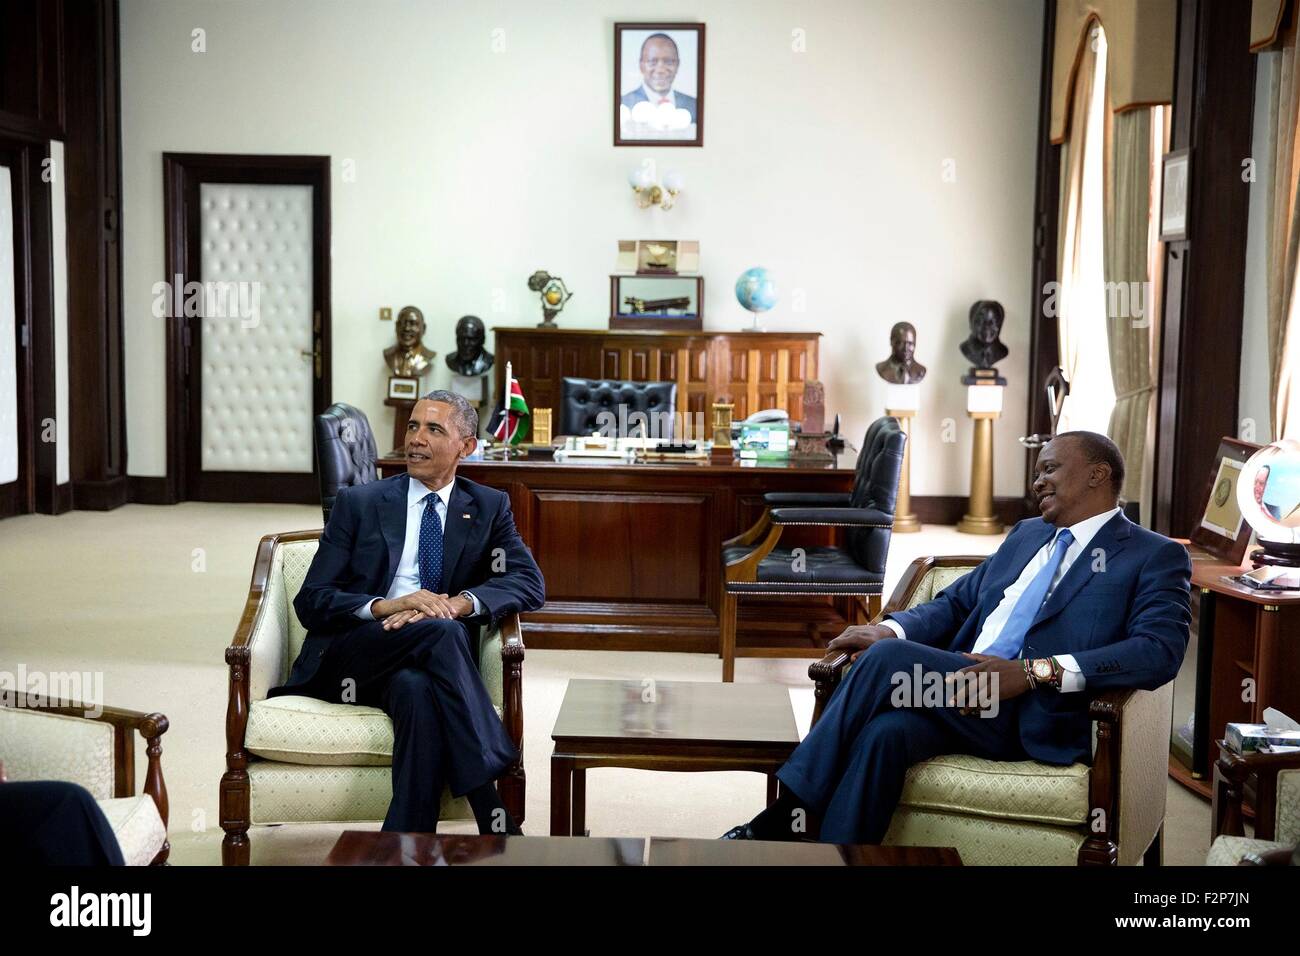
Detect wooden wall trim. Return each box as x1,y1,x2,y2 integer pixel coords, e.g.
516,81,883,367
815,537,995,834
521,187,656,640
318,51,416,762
1026,0,1061,504
1153,0,1254,536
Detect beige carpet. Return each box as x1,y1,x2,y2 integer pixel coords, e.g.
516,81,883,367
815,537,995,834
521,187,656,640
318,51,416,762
0,503,1212,864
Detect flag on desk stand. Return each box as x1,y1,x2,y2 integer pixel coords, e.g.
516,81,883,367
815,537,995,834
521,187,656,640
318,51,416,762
491,361,530,445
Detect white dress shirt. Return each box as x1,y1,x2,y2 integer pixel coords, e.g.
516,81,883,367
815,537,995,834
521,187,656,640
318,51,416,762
881,507,1123,692
354,476,482,620
641,83,677,108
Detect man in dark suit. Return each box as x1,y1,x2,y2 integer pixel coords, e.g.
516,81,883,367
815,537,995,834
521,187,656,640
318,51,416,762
273,390,544,835
621,33,698,124
724,431,1192,844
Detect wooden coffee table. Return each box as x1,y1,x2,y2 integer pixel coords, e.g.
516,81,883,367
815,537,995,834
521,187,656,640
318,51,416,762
550,678,801,837
647,837,961,866
324,832,961,865
326,831,644,866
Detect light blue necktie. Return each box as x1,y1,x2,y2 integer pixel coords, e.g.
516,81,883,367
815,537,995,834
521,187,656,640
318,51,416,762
418,493,444,593
983,529,1075,659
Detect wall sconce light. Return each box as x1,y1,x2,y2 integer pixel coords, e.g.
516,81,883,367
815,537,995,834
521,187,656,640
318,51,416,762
628,166,684,210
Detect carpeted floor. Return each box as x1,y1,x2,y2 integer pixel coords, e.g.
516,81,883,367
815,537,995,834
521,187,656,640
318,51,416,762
0,502,1212,864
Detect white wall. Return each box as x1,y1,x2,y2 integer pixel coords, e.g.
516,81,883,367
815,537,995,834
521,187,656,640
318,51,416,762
121,0,1042,496
1241,52,1277,444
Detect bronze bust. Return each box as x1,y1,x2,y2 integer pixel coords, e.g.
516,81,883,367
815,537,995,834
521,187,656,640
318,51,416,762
384,306,436,377
445,315,494,377
960,300,1009,371
875,322,927,384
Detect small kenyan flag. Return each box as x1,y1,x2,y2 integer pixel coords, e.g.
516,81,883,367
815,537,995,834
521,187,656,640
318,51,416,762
491,361,530,445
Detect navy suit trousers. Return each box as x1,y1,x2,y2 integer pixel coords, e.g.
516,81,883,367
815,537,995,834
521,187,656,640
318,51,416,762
288,617,516,832
777,639,1029,844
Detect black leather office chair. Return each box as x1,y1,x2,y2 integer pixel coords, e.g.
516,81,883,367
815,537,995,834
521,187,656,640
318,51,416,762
718,416,906,681
559,378,677,439
315,403,379,524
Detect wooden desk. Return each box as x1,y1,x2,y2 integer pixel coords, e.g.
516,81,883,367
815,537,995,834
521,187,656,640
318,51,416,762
1172,546,1300,797
379,451,857,653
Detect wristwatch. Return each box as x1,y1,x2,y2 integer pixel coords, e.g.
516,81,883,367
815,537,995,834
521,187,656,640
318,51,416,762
1024,657,1062,690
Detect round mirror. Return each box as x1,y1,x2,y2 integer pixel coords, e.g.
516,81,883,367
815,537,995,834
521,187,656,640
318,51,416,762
1237,440,1300,547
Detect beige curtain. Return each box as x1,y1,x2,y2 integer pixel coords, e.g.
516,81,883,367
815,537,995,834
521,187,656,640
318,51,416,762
1057,31,1103,406
1270,23,1300,439
1103,108,1158,504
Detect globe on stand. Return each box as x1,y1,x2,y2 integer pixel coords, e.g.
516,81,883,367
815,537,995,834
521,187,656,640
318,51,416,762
735,267,777,332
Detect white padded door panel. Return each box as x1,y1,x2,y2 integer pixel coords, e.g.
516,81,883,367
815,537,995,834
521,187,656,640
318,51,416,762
0,166,17,485
200,183,314,473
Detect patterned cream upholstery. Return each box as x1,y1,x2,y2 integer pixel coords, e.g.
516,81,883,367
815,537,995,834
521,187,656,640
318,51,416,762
1278,769,1300,844
240,536,508,826
886,807,1088,866
0,707,167,866
902,565,976,610
98,796,167,867
248,763,472,824
862,560,1171,865
1206,766,1300,864
0,706,115,799
896,754,1090,826
246,695,503,766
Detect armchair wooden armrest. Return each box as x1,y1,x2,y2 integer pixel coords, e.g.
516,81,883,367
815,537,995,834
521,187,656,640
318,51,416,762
10,690,170,864
1077,688,1134,865
1212,741,1300,842
809,556,987,725
498,611,527,823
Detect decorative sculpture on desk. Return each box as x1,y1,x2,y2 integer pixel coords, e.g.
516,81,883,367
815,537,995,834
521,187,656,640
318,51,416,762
793,380,832,460
445,315,494,377
875,322,927,384
528,270,573,329
384,305,436,377
960,300,1008,385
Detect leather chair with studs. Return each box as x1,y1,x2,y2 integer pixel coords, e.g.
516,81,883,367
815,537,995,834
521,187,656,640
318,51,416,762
314,403,380,524
718,415,906,681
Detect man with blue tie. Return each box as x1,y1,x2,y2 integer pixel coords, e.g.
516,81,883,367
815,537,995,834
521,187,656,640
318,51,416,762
723,431,1192,844
273,391,545,835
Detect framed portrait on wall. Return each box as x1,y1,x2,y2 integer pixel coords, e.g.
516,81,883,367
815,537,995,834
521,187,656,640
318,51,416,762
614,23,705,147
1160,148,1190,242
1190,436,1259,565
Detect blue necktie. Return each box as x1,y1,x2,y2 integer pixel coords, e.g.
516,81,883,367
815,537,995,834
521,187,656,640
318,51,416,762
983,528,1075,659
418,493,444,594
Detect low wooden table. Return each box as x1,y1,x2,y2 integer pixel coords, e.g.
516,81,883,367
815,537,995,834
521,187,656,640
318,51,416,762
326,831,644,866
648,837,961,866
324,832,961,866
550,678,801,837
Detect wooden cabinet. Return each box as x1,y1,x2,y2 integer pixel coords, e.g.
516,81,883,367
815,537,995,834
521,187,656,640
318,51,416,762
493,328,820,433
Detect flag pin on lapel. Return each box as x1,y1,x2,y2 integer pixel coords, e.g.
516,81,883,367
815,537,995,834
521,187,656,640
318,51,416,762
462,513,471,519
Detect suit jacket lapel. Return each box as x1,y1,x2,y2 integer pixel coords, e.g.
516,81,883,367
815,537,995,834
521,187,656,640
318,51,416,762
379,475,409,591
1030,512,1131,630
975,523,1054,631
440,481,477,592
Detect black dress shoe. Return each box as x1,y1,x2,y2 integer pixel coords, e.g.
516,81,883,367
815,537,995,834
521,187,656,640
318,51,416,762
720,823,756,840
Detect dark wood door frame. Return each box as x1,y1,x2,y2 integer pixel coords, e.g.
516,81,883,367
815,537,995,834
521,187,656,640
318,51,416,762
161,153,331,504
0,135,56,519
1025,0,1060,507
1152,0,1253,536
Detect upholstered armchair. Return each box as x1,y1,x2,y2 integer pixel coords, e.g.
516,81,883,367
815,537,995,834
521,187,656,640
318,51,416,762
0,694,170,865
808,555,1172,866
219,529,525,865
315,402,380,524
719,416,905,682
1207,743,1300,864
559,378,677,438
